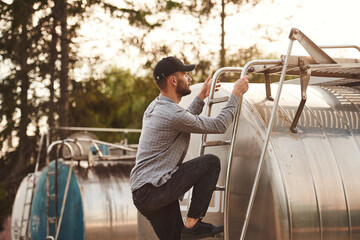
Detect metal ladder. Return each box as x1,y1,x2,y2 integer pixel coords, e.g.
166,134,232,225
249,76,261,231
199,28,338,239
18,133,46,240
199,60,284,240
18,173,35,240
44,136,137,240
45,140,77,240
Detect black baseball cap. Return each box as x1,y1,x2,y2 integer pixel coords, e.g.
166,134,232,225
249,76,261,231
153,56,195,81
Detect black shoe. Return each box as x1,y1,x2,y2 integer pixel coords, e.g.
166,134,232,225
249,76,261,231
181,220,224,239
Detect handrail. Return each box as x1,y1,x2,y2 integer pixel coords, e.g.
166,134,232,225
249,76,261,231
46,140,74,239
51,126,141,133
222,59,283,240
319,45,360,53
238,39,295,240
55,143,74,240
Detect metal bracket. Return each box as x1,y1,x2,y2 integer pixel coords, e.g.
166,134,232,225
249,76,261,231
290,58,311,133
264,73,274,101
289,28,336,64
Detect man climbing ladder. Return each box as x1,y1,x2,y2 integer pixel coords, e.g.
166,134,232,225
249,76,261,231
130,56,249,240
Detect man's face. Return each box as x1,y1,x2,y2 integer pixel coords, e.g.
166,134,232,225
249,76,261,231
174,71,192,96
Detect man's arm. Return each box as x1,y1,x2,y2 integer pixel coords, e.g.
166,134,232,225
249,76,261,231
187,76,220,115
174,76,249,134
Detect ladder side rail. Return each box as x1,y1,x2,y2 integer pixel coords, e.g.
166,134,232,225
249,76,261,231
221,59,282,240
238,39,295,240
45,140,70,237
19,174,32,238
54,142,74,240
74,137,137,152
51,126,142,133
23,133,47,238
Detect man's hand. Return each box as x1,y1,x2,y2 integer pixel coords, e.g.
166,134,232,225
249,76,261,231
232,76,249,98
198,76,221,101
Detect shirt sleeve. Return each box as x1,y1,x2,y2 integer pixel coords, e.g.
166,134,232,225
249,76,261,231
186,96,205,115
173,94,240,134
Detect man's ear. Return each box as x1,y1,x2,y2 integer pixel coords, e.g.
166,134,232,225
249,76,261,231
169,75,176,87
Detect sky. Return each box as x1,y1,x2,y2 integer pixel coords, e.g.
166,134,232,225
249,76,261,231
72,0,360,80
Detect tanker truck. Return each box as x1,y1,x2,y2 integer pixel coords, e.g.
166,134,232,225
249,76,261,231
11,28,360,239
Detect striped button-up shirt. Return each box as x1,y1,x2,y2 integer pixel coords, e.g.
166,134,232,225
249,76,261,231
130,93,240,192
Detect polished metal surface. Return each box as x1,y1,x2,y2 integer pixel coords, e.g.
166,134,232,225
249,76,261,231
164,78,360,240
72,161,137,240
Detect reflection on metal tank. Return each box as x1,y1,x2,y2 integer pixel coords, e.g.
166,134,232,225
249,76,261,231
176,79,360,240
29,159,137,240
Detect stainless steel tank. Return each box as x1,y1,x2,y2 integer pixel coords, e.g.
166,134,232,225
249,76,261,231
138,78,360,239
27,138,138,240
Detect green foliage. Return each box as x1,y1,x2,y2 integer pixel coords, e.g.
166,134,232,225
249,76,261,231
69,68,159,143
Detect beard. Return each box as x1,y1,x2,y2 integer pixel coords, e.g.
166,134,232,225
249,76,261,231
176,80,191,96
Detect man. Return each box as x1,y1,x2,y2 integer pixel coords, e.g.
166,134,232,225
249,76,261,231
130,56,249,240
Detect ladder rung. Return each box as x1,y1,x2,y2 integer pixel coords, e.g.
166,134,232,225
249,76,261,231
209,96,229,105
48,217,57,223
24,202,31,205
47,171,55,175
47,194,56,198
71,155,89,161
203,140,231,147
22,218,29,222
215,186,225,191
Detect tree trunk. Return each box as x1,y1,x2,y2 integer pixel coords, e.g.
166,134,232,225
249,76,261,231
15,23,31,174
48,8,58,133
220,0,226,68
58,0,69,139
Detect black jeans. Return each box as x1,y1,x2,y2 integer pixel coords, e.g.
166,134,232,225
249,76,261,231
132,154,221,240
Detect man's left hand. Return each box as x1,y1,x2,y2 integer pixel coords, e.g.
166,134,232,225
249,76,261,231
198,76,221,101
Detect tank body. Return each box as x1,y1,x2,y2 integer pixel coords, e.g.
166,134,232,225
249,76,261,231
28,159,137,240
138,78,360,240
11,173,38,240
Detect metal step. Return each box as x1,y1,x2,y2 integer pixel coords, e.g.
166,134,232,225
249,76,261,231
72,155,89,161
48,217,57,223
203,140,231,147
215,186,225,191
209,96,229,105
47,194,56,198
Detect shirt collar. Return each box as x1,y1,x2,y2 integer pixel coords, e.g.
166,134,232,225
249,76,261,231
158,94,176,103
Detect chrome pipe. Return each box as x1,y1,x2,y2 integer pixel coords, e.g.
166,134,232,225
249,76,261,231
51,126,141,133
239,39,295,240
55,144,75,240
223,59,283,239
74,137,137,152
319,45,360,53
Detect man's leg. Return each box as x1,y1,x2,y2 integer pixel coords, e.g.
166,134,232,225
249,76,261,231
146,200,184,240
132,154,221,239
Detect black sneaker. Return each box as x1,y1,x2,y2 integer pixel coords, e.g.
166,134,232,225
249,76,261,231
181,220,224,239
